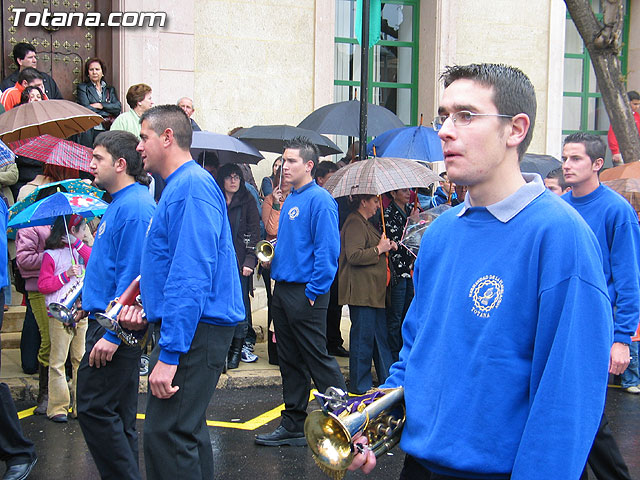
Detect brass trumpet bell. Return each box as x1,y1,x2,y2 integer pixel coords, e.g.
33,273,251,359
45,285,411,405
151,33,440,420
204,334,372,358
49,277,83,323
255,239,276,262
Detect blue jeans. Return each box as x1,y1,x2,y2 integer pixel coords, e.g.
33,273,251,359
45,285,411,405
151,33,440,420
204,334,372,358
348,305,393,394
386,276,414,363
621,341,639,388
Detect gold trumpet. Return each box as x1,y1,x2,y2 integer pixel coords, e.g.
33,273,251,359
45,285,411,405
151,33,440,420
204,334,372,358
304,386,405,480
255,239,276,263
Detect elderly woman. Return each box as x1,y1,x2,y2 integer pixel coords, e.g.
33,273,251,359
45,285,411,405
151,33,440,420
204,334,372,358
338,194,396,394
76,58,122,148
216,163,261,368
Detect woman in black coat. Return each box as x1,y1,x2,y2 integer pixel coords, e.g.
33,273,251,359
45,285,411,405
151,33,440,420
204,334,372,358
75,57,121,147
216,163,261,368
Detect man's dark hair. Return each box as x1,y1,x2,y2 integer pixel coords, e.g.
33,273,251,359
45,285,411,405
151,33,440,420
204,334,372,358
84,57,108,81
125,83,152,109
283,136,320,176
140,104,192,151
545,168,568,191
17,67,42,85
12,43,35,66
441,63,537,159
315,160,338,180
563,132,606,165
628,91,640,102
94,130,150,186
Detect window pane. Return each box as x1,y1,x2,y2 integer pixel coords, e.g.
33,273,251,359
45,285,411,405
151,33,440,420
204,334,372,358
563,57,583,92
335,42,361,82
588,62,600,93
565,19,583,55
563,96,582,131
336,0,357,38
381,4,413,42
587,96,609,131
372,86,411,125
334,84,357,104
373,45,412,84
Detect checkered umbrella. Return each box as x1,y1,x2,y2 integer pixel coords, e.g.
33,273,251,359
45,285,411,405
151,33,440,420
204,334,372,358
0,138,15,168
0,99,102,143
12,134,93,173
323,156,443,198
602,178,640,218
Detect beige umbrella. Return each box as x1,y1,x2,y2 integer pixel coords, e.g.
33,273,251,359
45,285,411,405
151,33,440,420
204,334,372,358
0,99,103,143
324,156,442,198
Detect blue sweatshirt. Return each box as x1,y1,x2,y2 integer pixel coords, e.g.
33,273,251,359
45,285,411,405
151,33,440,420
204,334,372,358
271,180,339,301
563,184,640,343
82,182,155,345
0,200,7,289
140,161,244,365
384,179,612,479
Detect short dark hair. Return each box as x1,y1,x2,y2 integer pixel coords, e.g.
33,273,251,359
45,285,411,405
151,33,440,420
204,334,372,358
125,83,152,109
283,136,319,176
94,130,150,186
545,168,568,191
85,57,107,82
563,132,606,165
12,43,35,66
19,85,44,105
215,163,246,194
315,160,338,180
441,63,537,159
140,104,192,151
347,194,375,212
17,67,42,85
628,91,640,102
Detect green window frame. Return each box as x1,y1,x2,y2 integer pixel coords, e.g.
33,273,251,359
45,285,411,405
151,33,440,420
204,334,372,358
334,0,420,126
562,0,630,136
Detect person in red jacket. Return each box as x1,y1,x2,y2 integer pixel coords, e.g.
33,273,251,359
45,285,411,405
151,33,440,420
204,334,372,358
607,90,640,165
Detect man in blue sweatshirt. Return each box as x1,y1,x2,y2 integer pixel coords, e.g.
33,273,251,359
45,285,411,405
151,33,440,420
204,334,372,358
76,130,155,480
130,105,244,479
349,64,612,479
255,137,347,446
562,132,639,480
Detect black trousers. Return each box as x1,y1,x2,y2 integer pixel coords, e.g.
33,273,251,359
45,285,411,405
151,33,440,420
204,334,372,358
581,413,631,480
272,282,347,432
76,321,141,480
0,383,36,468
399,455,509,480
144,322,234,480
326,272,344,349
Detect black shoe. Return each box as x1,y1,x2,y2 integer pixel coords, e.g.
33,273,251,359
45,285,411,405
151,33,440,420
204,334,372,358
255,425,306,446
328,345,349,357
3,457,37,480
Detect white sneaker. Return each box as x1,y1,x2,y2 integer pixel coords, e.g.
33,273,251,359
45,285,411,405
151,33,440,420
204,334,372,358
625,385,640,394
241,345,258,363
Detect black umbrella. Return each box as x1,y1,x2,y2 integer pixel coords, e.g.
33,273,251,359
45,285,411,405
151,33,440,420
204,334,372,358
297,99,404,137
520,153,562,178
190,131,264,165
232,125,342,156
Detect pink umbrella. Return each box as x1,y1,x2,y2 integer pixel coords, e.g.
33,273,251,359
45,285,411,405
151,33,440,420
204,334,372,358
11,134,93,173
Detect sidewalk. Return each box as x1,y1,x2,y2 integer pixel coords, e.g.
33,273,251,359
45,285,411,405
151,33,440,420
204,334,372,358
1,285,353,401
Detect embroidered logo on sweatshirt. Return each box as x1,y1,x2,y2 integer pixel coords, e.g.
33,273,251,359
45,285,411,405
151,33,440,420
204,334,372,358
97,220,106,238
288,206,300,220
469,275,504,318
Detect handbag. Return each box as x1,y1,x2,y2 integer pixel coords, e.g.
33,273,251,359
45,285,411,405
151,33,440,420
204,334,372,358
100,87,117,130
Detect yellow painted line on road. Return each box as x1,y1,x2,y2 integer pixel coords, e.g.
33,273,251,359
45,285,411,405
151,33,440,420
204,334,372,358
21,391,317,431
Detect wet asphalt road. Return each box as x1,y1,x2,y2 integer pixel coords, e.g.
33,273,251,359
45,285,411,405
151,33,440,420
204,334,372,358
10,386,640,480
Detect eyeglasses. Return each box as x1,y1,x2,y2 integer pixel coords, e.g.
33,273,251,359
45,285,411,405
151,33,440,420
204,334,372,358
432,111,514,132
225,174,241,182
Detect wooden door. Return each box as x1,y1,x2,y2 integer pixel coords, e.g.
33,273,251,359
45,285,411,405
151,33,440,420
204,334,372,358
0,1,112,100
